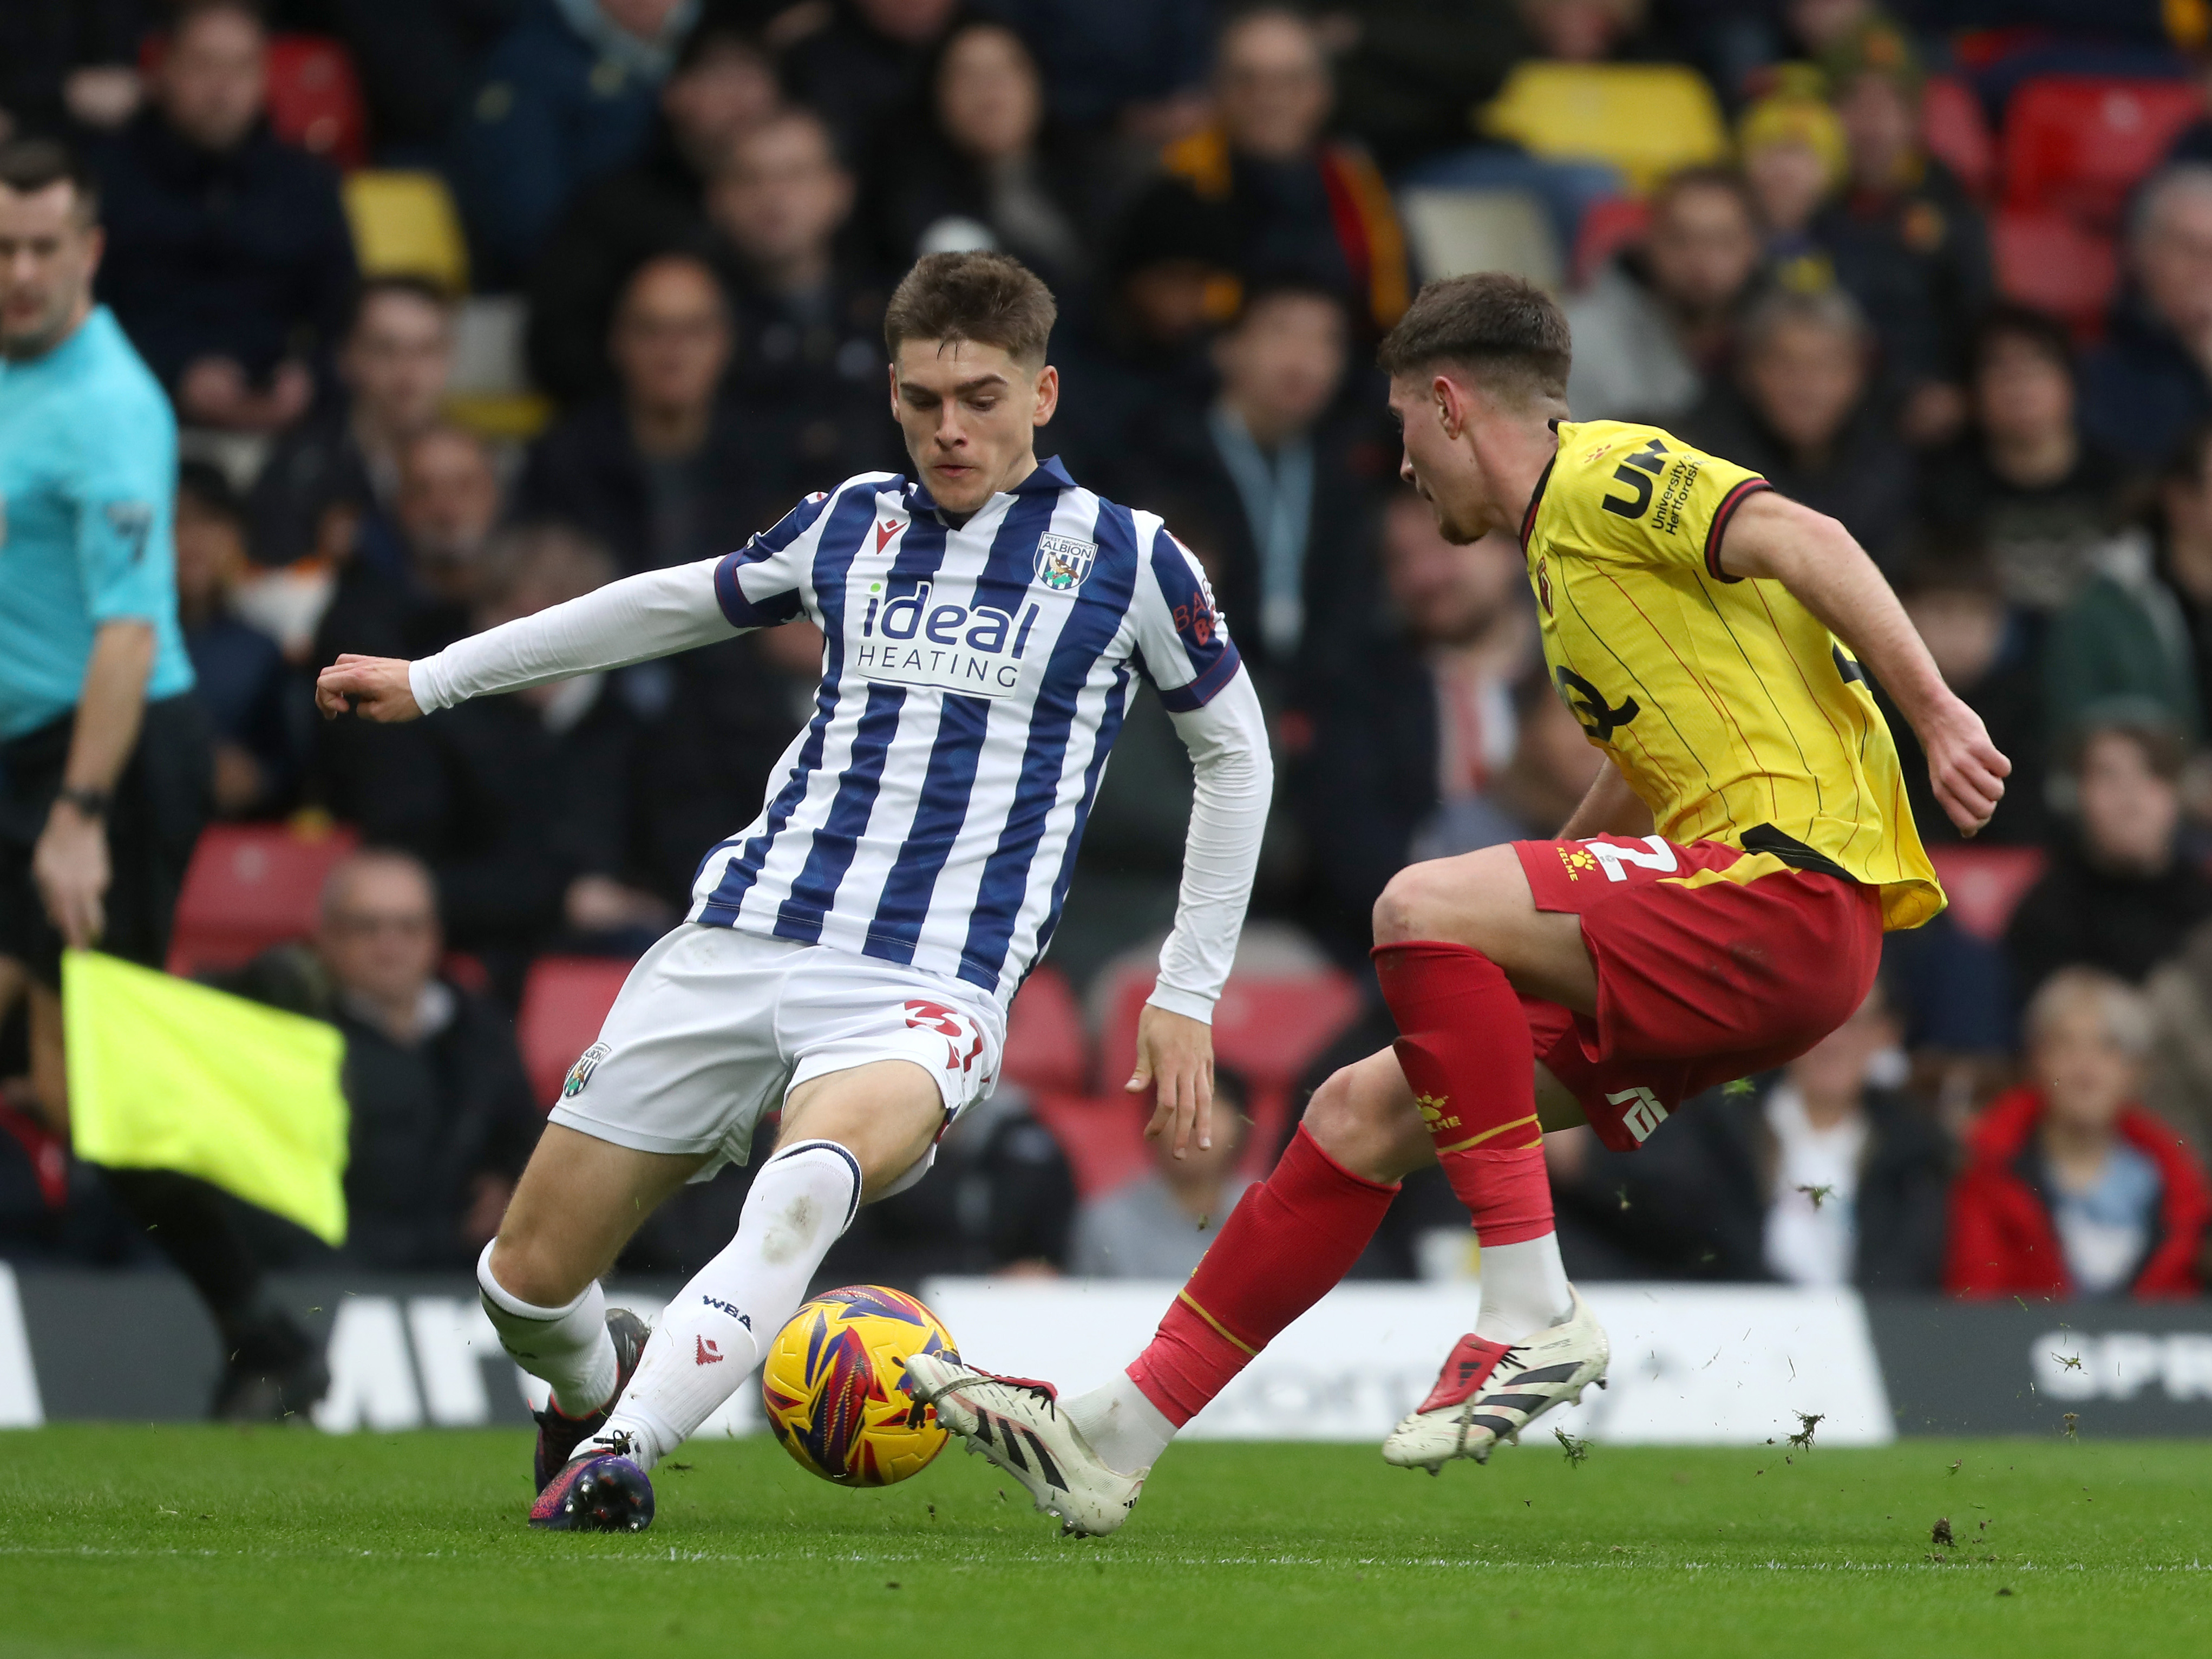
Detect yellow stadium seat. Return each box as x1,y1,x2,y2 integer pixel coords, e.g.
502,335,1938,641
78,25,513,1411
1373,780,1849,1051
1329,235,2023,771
342,169,469,292
1480,63,1729,194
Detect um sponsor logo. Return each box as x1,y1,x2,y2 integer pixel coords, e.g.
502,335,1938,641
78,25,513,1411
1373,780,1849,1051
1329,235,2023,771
855,579,1040,700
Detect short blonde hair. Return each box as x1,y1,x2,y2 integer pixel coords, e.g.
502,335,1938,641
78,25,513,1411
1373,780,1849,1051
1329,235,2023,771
2024,966,2154,1060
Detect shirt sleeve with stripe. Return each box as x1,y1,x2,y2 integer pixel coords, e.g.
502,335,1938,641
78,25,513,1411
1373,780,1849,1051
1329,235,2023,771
1127,519,1242,711
711,486,845,629
1557,427,1772,585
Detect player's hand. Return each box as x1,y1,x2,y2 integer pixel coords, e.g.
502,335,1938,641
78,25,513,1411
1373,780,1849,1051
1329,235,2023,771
1129,1003,1216,1159
33,798,109,950
1921,694,2010,835
316,655,423,723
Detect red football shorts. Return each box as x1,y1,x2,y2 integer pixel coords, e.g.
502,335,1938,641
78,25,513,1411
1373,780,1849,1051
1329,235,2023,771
1513,833,1884,1152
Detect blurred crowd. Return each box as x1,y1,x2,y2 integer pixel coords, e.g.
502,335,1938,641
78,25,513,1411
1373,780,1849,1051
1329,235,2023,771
8,0,2212,1302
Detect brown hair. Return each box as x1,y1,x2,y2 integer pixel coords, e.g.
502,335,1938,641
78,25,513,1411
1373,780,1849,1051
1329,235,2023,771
0,137,99,220
884,251,1058,369
1375,273,1571,406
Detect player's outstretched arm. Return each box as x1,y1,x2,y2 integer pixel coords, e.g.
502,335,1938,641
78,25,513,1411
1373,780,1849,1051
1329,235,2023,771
314,557,746,723
1717,492,2011,835
1131,667,1274,1159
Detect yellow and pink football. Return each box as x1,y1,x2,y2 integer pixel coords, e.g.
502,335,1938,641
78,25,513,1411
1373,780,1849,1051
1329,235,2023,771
760,1286,958,1486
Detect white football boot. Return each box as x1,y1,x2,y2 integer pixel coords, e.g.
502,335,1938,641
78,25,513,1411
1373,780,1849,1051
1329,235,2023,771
903,1352,1144,1537
1381,1285,1610,1471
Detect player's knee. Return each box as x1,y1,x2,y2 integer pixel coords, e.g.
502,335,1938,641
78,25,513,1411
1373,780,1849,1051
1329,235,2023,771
1372,864,1443,945
1301,1065,1421,1183
485,1230,584,1311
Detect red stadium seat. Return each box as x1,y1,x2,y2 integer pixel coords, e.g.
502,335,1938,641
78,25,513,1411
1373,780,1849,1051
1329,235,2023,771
166,822,360,976
1029,1092,1151,1199
1572,195,1649,289
265,35,369,169
2002,76,2204,228
1922,75,1994,199
1925,844,2047,944
515,956,636,1111
140,32,369,171
1000,965,1089,1094
1992,207,2117,337
1099,959,1365,1168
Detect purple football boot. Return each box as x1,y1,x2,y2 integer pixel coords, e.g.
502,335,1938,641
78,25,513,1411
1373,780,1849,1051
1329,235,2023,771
532,1308,650,1493
528,1432,656,1533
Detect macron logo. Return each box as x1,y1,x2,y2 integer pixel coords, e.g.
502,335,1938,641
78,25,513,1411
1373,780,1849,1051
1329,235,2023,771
696,1336,724,1366
699,1295,752,1328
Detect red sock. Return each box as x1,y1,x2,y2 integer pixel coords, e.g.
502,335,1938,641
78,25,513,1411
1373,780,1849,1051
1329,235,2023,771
1126,1126,1397,1425
1373,940,1554,1245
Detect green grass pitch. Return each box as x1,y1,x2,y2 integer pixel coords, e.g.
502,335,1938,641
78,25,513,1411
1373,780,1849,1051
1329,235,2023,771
2,1426,2205,1657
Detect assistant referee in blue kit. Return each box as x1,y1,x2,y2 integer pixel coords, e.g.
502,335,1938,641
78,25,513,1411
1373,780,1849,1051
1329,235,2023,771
0,138,322,1418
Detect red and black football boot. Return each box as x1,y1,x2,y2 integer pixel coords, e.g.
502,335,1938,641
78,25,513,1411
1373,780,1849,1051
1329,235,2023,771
528,1432,656,1533
532,1308,650,1493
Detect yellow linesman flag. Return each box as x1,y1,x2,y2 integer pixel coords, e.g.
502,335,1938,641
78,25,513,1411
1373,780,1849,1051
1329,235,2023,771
63,950,349,1246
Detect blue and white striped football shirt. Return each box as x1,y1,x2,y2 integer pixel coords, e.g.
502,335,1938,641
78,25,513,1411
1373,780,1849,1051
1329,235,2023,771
691,456,1241,1002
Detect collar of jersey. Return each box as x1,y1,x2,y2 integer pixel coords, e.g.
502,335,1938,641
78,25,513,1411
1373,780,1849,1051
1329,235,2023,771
906,454,1075,515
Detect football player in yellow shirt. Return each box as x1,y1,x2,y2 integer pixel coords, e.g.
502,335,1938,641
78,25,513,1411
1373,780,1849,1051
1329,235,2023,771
907,273,2009,1536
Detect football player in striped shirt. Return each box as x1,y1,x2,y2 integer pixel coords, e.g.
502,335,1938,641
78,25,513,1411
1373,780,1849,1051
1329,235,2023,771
910,272,2010,1537
316,253,1272,1531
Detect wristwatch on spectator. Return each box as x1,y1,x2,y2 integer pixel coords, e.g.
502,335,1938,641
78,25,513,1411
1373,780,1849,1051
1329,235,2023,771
56,786,112,820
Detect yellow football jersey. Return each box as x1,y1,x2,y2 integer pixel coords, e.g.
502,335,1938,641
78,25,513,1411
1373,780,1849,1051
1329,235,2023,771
1522,419,1944,931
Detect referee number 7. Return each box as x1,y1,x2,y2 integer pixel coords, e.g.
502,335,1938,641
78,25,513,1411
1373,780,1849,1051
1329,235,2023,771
1582,835,1677,883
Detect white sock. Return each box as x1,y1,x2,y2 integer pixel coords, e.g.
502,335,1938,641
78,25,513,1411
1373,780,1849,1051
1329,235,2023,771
1065,1370,1177,1476
476,1244,618,1418
599,1139,862,1468
1472,1235,1574,1344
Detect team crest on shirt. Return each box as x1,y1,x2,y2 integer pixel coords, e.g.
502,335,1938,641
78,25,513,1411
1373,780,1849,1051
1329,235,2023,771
562,1042,611,1099
1034,533,1097,592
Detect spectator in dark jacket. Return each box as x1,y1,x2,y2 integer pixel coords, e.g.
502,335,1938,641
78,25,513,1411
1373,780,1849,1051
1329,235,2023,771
1047,178,1236,486
174,463,299,819
1920,305,2124,616
449,0,694,287
1157,7,1409,339
781,0,960,174
1125,278,1384,678
313,424,508,669
89,0,355,428
874,19,1108,301
1683,285,1915,567
526,18,781,406
345,525,670,981
518,252,794,573
2006,717,2212,1003
248,277,456,570
1820,16,1991,445
1554,981,1953,1290
706,108,903,486
976,0,1212,136
1293,495,1542,968
1948,967,2210,1299
1877,554,2049,847
2082,165,2212,469
313,850,542,1271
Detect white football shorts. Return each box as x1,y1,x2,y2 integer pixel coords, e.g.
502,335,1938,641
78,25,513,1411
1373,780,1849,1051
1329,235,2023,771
547,924,1005,1184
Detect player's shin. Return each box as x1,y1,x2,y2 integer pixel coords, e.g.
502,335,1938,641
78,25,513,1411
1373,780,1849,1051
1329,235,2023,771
477,1250,620,1418
597,1139,863,1468
1374,941,1570,1343
1094,1126,1397,1470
